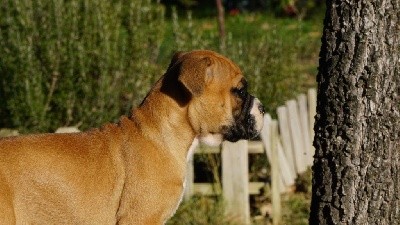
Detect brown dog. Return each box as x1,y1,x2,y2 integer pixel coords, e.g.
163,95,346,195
0,50,264,224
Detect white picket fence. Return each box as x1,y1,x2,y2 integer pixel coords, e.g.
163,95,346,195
184,88,317,224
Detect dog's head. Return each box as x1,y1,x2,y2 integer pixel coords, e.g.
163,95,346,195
162,50,265,145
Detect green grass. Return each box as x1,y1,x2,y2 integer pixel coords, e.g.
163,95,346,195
167,195,241,225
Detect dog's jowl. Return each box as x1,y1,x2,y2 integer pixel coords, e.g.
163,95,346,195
0,50,264,225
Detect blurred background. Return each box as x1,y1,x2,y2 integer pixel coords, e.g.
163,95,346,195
0,0,324,224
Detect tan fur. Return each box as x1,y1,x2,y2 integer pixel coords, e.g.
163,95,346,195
0,50,256,224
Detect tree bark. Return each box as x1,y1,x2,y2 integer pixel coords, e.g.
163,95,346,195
310,0,400,224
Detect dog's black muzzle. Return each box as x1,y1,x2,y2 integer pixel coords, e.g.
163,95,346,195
222,94,265,142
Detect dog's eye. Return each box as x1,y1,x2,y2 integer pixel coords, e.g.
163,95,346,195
232,87,246,97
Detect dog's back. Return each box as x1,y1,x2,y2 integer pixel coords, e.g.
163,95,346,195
0,128,126,224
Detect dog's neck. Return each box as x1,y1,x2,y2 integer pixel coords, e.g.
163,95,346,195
129,87,197,163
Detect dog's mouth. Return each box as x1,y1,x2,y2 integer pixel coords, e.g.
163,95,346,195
222,97,265,142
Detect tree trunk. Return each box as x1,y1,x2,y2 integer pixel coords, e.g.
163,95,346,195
215,0,226,50
310,0,400,224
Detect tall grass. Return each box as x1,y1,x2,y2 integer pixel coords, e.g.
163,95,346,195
0,0,165,132
0,2,320,132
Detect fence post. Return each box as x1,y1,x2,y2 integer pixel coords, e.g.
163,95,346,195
286,100,307,174
277,140,295,187
261,114,286,192
184,155,194,200
183,139,199,200
271,120,281,225
277,106,297,176
222,140,250,225
297,94,312,166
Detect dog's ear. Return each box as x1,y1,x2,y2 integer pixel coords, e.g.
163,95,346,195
178,56,213,96
167,51,186,71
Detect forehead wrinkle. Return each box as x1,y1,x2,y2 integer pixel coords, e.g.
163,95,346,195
201,51,241,75
191,50,243,82
219,57,242,76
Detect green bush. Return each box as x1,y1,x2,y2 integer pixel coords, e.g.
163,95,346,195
0,2,321,133
0,0,165,132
